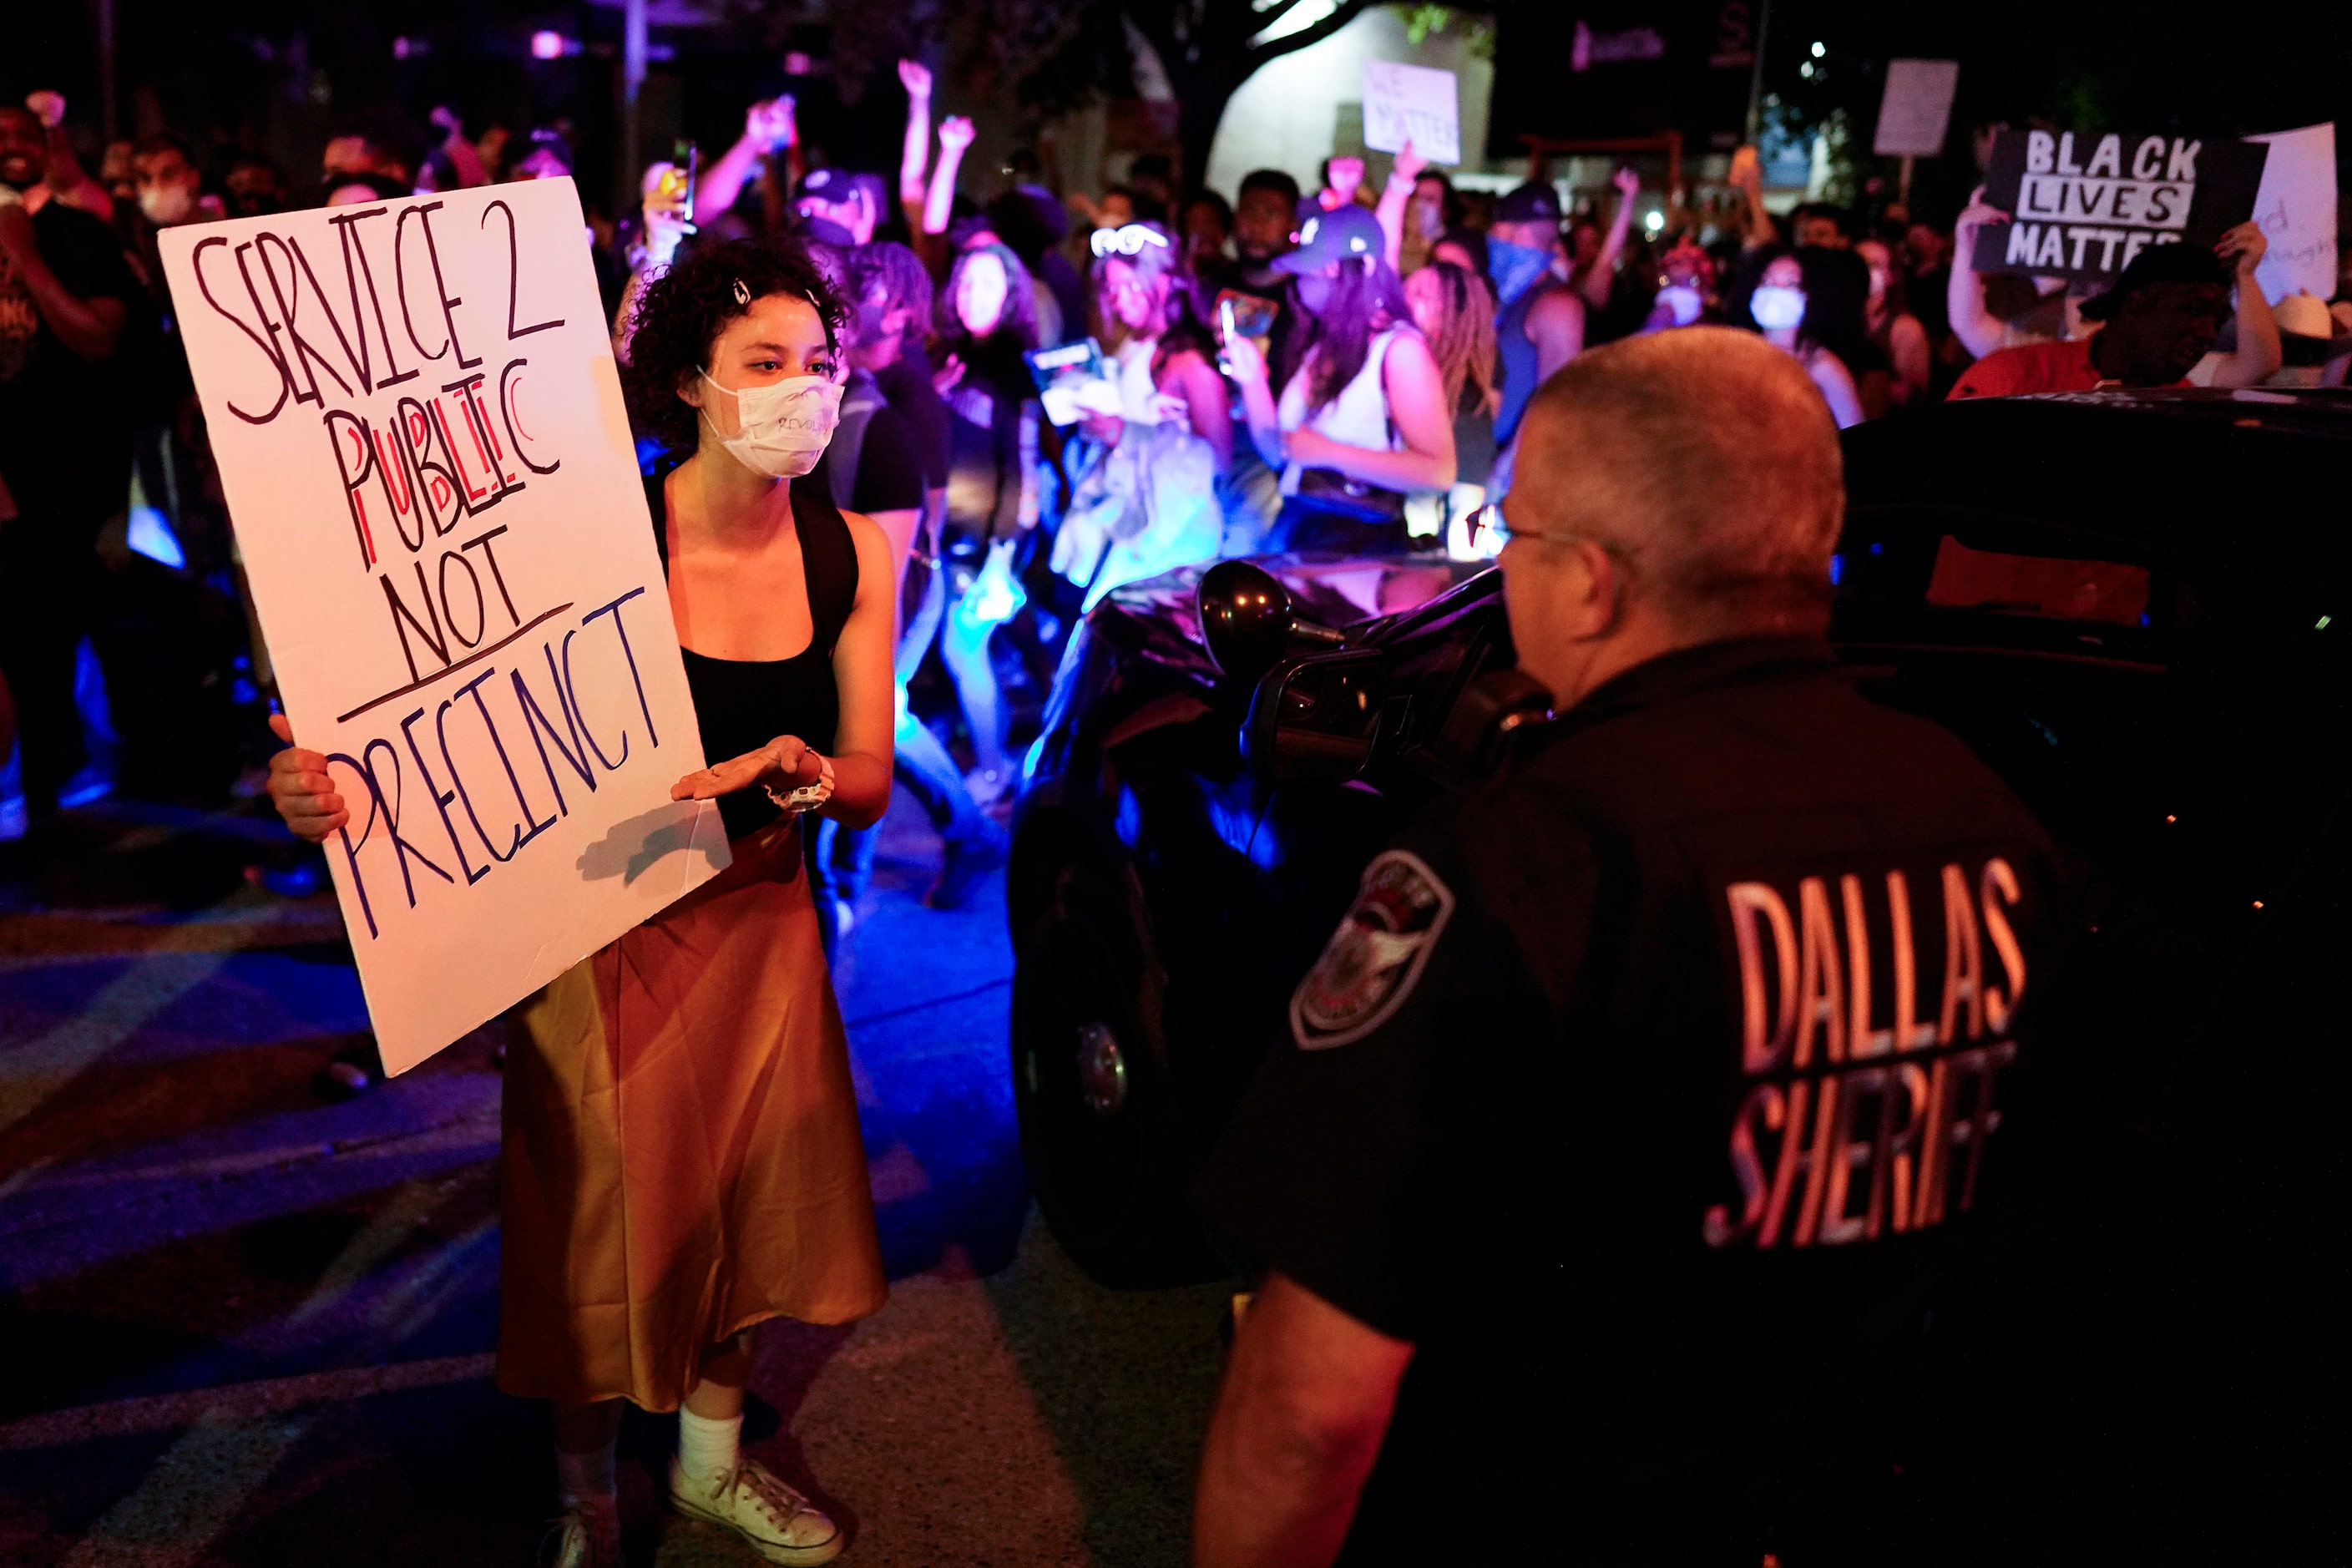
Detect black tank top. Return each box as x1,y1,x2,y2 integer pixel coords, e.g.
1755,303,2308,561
647,468,860,841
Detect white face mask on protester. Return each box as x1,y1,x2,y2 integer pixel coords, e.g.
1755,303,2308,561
1657,284,1705,326
139,183,196,227
1750,284,1807,331
698,371,843,479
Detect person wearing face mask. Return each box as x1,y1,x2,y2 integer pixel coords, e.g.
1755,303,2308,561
1639,235,1718,333
1732,246,1866,428
1486,182,1586,461
269,237,898,1568
1371,139,1458,280
116,134,215,589
1225,204,1456,554
0,104,139,820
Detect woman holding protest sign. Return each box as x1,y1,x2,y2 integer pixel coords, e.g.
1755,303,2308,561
265,235,895,1568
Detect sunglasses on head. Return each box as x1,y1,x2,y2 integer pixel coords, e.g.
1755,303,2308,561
1090,224,1169,258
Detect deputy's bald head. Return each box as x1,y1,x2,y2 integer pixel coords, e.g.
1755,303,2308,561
1517,327,1844,635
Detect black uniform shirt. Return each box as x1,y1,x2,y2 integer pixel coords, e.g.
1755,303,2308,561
1196,635,2062,1565
875,344,951,493
0,200,141,520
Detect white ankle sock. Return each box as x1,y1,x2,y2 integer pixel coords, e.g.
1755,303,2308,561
554,1440,617,1514
677,1407,742,1485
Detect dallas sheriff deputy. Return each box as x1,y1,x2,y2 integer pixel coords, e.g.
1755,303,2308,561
1190,327,2063,1568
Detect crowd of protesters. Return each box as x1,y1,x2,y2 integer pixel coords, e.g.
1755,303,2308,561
4,73,2347,869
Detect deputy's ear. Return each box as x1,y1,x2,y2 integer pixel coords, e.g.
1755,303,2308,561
678,371,705,411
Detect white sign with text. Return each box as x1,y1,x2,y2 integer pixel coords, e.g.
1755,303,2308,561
1363,61,1461,167
1873,59,1960,158
2247,123,2338,306
159,178,726,1075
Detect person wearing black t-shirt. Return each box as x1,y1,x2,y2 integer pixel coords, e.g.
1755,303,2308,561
932,240,1049,812
832,242,1004,910
0,104,138,814
1193,330,2062,1566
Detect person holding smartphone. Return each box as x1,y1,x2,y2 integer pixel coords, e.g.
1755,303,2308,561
1223,205,1454,555
1087,220,1230,465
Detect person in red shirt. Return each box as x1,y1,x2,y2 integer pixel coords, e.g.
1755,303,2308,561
1950,224,2274,398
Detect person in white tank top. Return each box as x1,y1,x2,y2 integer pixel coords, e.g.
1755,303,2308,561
1223,205,1455,554
1085,220,1233,467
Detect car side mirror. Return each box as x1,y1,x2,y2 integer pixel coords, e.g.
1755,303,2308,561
1431,668,1554,776
1246,650,1389,782
1197,559,1342,685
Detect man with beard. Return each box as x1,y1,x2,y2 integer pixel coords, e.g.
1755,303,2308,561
1206,169,1305,382
0,104,138,815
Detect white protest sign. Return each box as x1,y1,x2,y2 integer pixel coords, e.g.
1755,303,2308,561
2247,123,2337,306
1363,61,1460,167
159,178,727,1075
1873,59,1960,158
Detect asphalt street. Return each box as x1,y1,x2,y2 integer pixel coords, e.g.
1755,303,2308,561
0,791,1233,1566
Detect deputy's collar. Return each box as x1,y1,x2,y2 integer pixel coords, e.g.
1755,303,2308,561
1549,635,1838,731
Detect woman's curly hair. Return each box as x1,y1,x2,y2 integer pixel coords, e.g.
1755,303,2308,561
621,234,847,458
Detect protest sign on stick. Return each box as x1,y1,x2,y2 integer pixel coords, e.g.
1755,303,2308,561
1872,59,1960,159
2245,123,2337,306
159,178,726,1075
1971,129,2269,286
1363,62,1461,167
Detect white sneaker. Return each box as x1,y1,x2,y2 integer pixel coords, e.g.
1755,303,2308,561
668,1455,845,1565
541,1503,620,1568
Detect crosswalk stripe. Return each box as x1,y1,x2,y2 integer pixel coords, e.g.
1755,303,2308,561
0,1353,498,1453
0,948,232,1138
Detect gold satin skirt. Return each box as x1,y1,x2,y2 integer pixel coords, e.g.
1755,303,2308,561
494,817,888,1411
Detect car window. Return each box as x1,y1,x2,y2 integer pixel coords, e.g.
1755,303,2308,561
1831,505,2333,880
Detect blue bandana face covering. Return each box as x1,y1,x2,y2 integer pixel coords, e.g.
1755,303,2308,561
1488,237,1553,307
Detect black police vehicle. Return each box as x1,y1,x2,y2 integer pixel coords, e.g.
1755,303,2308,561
1012,387,2349,1550
1014,382,2349,1254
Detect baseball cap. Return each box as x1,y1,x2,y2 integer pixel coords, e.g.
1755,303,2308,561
798,168,886,213
1272,204,1385,275
2077,240,2233,321
2274,290,2338,341
1494,181,1562,226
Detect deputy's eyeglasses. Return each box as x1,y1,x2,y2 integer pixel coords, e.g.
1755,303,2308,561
1090,224,1170,258
1465,504,1595,554
1464,504,1543,547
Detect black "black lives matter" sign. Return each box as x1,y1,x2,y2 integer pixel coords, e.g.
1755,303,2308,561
1971,129,2269,285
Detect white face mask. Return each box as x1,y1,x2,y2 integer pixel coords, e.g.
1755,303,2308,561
699,371,843,479
1751,284,1807,331
139,182,195,227
1657,284,1704,326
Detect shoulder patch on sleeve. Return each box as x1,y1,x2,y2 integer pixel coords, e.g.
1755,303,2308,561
1291,849,1457,1050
